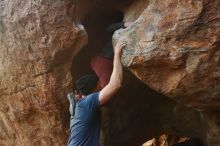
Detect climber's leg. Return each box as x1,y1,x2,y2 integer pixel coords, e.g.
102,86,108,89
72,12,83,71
91,55,113,88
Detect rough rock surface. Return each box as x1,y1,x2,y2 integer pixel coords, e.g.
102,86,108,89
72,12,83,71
1,0,220,146
116,0,220,110
72,2,207,145
0,0,86,145
114,0,220,145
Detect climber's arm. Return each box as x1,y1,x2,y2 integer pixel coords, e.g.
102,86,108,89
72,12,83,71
99,41,126,106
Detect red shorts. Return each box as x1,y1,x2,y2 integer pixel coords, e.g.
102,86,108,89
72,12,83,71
91,56,113,88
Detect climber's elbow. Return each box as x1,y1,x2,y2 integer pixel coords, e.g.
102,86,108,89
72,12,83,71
115,83,122,91
111,79,122,91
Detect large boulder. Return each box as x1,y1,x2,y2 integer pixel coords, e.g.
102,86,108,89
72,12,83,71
0,0,219,145
0,0,87,145
115,0,220,110
114,0,220,145
71,2,207,145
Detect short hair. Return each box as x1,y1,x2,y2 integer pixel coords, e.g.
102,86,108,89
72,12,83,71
76,74,99,95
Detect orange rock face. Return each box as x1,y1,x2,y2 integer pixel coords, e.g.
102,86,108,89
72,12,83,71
115,0,220,110
0,0,87,145
113,0,220,145
0,0,220,146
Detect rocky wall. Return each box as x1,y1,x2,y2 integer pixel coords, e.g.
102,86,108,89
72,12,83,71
0,0,87,145
0,0,219,145
115,0,220,111
114,0,220,145
72,1,207,145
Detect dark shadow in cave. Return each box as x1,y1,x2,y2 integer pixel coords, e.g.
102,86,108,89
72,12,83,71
72,9,123,82
71,1,206,146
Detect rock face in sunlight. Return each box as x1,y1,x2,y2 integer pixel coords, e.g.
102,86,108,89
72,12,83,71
0,0,86,145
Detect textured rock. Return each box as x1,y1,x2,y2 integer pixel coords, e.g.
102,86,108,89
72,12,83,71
1,0,220,146
115,0,220,110
0,0,87,145
72,2,207,145
113,0,220,145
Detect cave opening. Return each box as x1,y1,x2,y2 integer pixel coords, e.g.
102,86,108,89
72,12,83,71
71,0,129,81
70,0,205,146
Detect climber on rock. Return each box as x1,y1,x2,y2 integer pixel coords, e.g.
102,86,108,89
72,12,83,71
67,40,126,146
91,21,133,88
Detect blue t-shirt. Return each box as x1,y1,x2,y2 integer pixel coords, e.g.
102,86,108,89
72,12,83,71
67,92,101,146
